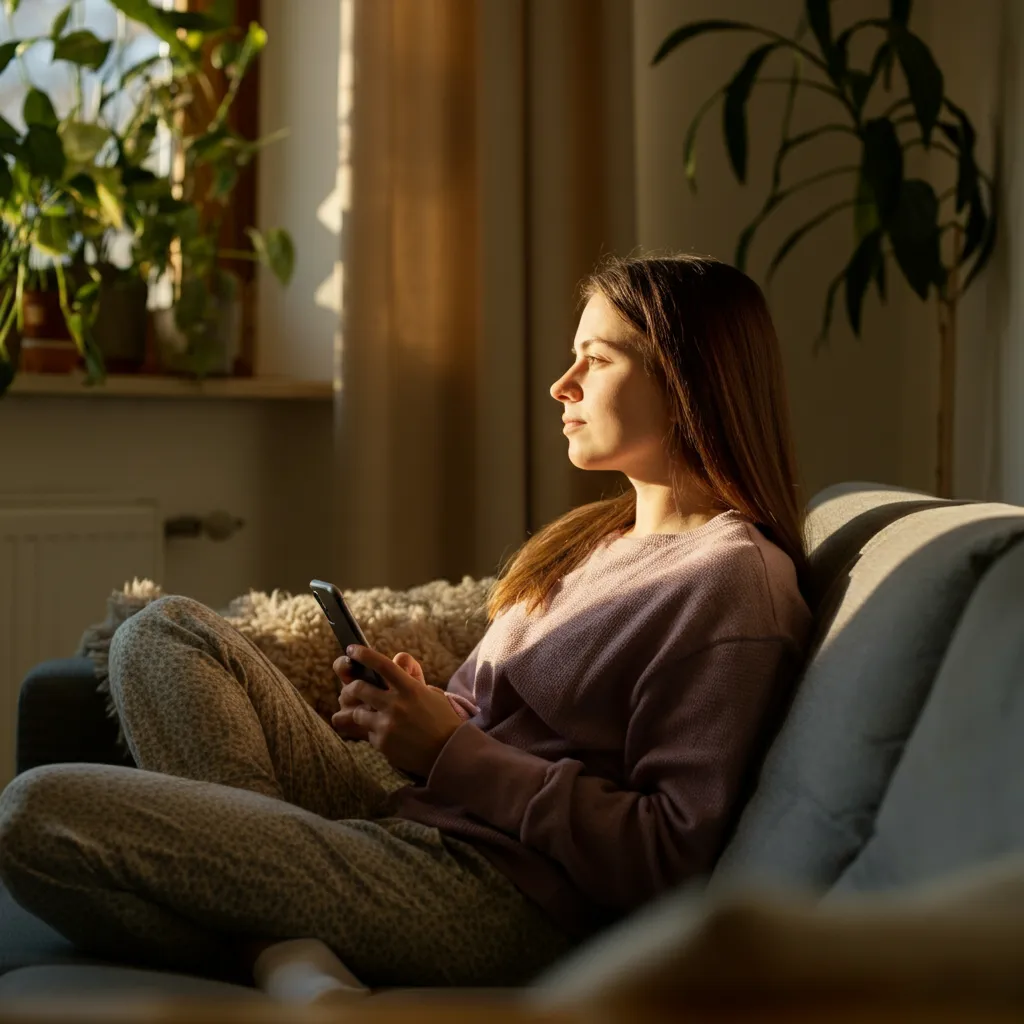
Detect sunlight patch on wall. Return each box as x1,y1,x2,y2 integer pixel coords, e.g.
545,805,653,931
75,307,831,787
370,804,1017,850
326,0,354,392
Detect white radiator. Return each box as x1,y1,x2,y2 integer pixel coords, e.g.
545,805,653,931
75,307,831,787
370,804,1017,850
0,498,163,787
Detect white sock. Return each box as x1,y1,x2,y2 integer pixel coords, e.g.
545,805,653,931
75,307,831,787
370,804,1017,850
252,938,371,1004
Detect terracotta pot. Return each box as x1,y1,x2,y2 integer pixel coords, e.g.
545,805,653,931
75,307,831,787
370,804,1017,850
19,290,80,374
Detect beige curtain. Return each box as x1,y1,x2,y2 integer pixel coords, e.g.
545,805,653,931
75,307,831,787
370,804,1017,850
333,0,636,590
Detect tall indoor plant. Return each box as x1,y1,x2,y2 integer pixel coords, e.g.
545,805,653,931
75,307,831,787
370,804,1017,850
653,0,996,498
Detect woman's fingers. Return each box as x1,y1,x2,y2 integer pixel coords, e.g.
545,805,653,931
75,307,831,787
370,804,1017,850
393,652,425,684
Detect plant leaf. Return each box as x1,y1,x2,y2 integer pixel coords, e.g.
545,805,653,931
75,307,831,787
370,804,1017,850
165,10,230,32
50,3,72,38
0,114,16,140
891,0,912,26
0,161,11,202
248,227,295,286
682,87,726,193
941,99,978,211
814,266,846,354
107,0,195,66
23,124,66,180
96,181,124,230
652,19,761,66
861,118,903,221
845,230,882,336
854,173,880,242
893,30,943,147
36,212,71,256
723,43,778,182
120,54,162,87
875,251,887,301
887,179,943,299
766,198,856,285
24,89,58,129
0,40,19,75
805,0,842,81
960,184,986,263
60,121,112,163
53,30,112,70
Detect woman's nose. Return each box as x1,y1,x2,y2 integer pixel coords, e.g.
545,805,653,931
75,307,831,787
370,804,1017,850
550,369,581,402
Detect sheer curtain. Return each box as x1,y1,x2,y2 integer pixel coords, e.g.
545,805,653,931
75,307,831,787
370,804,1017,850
333,0,636,590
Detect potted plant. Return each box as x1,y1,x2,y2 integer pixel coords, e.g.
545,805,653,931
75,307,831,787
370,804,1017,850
653,0,996,497
0,88,113,385
0,0,294,391
105,2,294,377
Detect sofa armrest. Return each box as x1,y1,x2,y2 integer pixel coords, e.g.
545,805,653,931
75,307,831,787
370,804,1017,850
17,658,135,775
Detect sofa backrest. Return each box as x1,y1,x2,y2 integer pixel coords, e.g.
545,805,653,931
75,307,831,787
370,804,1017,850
712,482,1024,893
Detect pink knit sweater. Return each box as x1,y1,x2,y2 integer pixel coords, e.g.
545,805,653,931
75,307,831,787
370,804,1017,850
393,510,813,939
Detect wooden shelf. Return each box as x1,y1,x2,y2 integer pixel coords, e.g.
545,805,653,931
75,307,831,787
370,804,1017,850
7,372,333,401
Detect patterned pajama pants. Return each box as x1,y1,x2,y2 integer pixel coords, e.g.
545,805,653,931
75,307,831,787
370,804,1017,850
0,595,574,988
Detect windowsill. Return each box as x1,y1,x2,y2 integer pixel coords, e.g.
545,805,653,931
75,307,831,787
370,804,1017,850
7,372,333,401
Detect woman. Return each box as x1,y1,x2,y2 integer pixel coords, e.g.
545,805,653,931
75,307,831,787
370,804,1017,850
0,254,812,993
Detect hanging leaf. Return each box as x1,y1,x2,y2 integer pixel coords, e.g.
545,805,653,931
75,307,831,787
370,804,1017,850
682,87,726,193
874,251,887,301
0,161,11,202
60,121,112,163
892,30,943,146
24,89,59,129
814,267,846,353
652,20,761,65
107,0,195,66
891,0,912,26
854,174,880,242
806,0,842,82
50,3,72,38
53,30,112,70
120,54,163,87
887,179,943,299
0,40,19,75
960,184,987,264
36,212,71,257
860,118,903,220
805,0,830,49
248,227,295,286
845,230,882,336
165,10,230,32
23,125,66,180
939,99,977,211
0,114,16,140
723,43,778,183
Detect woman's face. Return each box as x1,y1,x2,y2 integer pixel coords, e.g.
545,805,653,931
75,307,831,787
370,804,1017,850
550,291,674,480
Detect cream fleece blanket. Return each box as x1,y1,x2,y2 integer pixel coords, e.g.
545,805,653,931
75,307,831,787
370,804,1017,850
77,576,495,753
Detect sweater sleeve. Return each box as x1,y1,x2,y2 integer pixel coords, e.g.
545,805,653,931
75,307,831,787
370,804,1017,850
441,641,482,720
422,637,791,913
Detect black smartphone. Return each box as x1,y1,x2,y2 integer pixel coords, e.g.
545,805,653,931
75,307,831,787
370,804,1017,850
309,579,388,690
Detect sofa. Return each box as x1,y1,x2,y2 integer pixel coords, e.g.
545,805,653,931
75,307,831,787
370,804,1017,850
0,480,1022,1006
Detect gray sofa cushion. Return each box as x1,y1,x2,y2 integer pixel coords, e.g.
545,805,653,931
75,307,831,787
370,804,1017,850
0,882,96,976
713,490,1024,890
831,535,1024,893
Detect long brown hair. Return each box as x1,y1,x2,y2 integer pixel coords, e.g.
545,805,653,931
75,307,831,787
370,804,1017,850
486,253,810,623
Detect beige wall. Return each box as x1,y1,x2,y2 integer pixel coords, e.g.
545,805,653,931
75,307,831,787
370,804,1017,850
633,0,1017,504
256,0,343,383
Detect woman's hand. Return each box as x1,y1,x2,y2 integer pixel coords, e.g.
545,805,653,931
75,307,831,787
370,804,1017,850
330,646,463,778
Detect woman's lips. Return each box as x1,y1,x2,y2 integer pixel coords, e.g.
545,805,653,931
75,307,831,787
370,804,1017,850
563,420,585,433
